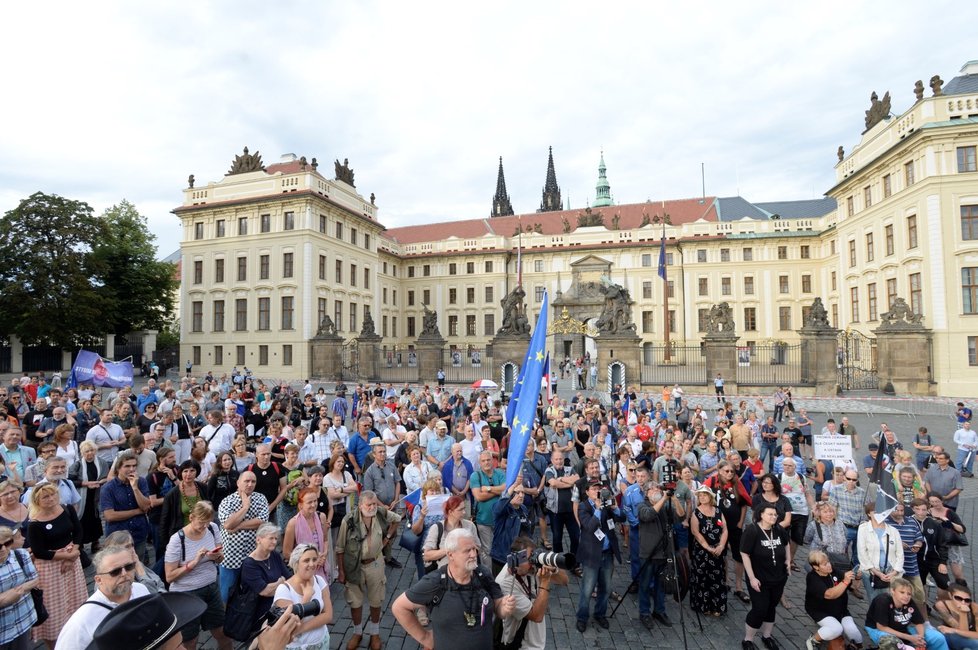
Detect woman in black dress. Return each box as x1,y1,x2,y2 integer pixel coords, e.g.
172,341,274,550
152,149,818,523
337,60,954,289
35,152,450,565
68,440,108,554
690,485,729,616
740,503,791,650
751,474,793,530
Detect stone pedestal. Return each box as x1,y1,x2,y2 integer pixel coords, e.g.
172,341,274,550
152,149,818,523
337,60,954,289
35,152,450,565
798,326,840,396
702,333,739,395
415,336,445,385
489,334,531,395
310,335,344,380
356,334,382,381
595,333,642,393
874,328,934,395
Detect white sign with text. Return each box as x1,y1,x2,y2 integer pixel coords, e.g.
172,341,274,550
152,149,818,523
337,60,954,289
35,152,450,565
813,435,855,465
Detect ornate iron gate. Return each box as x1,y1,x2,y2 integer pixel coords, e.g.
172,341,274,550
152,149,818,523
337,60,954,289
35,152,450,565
836,330,878,390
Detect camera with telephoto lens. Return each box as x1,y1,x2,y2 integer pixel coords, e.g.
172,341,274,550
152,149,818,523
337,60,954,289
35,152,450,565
265,598,322,625
506,548,578,574
599,487,616,509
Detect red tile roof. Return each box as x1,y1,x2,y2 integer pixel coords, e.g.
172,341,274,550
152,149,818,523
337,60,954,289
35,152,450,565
385,198,717,244
264,160,322,175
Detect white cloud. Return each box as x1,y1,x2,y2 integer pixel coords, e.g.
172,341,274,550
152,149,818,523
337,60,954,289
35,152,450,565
0,1,975,256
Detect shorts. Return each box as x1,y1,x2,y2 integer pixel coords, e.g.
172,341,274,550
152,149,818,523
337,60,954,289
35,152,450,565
177,582,225,641
789,514,808,546
345,559,387,609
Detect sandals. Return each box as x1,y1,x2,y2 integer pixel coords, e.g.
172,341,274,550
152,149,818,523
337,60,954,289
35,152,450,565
539,537,553,550
734,590,750,604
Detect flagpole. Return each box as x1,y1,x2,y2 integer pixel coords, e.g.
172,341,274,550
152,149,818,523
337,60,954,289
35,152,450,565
517,214,523,288
661,220,672,363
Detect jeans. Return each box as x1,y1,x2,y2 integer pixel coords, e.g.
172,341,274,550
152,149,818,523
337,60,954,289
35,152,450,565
551,512,580,555
843,526,860,567
577,551,614,622
638,559,666,616
864,624,949,649
629,525,641,579
957,448,975,474
945,631,978,650
773,405,784,422
761,440,779,472
219,565,241,603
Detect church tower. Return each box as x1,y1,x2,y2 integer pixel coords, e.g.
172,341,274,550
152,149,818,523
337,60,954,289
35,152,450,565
593,151,613,207
490,157,514,217
538,146,563,212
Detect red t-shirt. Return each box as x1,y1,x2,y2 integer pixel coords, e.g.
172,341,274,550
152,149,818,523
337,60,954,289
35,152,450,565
635,424,653,442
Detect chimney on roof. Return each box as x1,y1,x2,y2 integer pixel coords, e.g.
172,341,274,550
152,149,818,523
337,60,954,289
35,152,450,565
280,153,297,163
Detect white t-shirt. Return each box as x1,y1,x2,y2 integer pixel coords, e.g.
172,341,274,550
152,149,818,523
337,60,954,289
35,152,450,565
200,422,234,455
55,583,150,650
495,566,546,650
273,576,329,648
460,438,483,468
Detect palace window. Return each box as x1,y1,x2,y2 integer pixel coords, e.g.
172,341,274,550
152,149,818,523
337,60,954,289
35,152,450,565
237,257,247,282
963,267,978,314
191,301,203,332
778,306,791,331
721,277,731,296
239,217,248,235
215,258,224,283
744,277,754,295
281,296,294,330
194,222,203,240
484,314,495,336
258,298,270,330
448,315,458,336
643,281,652,299
216,219,225,237
907,215,918,249
886,278,897,308
777,246,787,260
642,311,654,333
283,345,292,366
883,174,892,198
850,287,860,322
697,249,707,263
193,260,202,284
867,283,878,321
744,308,757,331
260,214,270,233
698,278,708,296
213,300,224,332
235,299,247,331
720,248,730,262
962,205,978,241
743,248,753,262
283,252,294,278
779,275,789,293
284,211,295,231
885,224,894,255
802,275,812,293
865,233,875,262
909,273,922,314
258,345,268,366
958,146,977,173
905,161,915,186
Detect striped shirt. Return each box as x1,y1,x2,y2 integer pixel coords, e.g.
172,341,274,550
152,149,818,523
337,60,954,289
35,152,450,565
887,516,924,576
0,549,38,643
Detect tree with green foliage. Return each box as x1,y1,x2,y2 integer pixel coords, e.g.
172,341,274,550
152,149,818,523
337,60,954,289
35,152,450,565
0,192,111,349
91,200,177,338
0,193,177,349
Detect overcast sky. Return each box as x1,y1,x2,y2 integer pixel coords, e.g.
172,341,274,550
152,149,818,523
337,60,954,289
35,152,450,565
1,2,975,257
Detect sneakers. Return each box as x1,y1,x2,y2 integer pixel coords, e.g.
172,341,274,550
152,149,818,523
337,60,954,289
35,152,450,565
761,637,781,650
805,636,824,650
742,642,757,650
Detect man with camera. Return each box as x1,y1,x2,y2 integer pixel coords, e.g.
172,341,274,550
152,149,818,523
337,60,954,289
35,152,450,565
495,536,569,649
393,528,515,649
576,478,625,632
637,480,684,630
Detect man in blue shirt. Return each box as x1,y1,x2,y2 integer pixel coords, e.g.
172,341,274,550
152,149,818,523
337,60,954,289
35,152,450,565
347,417,374,476
576,478,625,633
99,451,151,562
886,502,926,607
471,451,505,568
623,466,651,584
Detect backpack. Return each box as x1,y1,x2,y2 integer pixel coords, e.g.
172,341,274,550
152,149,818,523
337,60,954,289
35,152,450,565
423,522,444,574
177,523,220,562
427,564,496,608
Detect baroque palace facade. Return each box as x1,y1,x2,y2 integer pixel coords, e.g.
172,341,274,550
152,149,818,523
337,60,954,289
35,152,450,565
176,60,978,396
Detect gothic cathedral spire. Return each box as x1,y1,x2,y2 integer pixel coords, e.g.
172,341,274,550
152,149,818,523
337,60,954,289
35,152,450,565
538,146,563,212
491,157,514,217
593,151,613,207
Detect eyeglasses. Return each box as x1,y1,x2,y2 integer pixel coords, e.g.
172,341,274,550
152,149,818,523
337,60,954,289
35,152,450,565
954,595,973,603
97,561,137,577
0,538,14,549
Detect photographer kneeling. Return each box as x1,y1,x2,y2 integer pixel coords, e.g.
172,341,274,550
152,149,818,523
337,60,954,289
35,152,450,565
638,481,684,630
495,536,570,650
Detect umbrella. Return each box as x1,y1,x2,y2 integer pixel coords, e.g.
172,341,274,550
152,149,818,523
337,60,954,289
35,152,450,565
470,379,498,390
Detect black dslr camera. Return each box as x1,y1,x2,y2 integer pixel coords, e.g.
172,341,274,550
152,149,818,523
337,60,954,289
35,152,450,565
506,548,578,574
599,487,616,509
265,598,322,625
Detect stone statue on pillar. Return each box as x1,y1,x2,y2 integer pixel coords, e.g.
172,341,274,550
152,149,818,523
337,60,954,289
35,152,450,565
595,281,636,335
803,297,831,330
419,305,443,340
705,302,736,336
877,297,924,330
497,286,530,336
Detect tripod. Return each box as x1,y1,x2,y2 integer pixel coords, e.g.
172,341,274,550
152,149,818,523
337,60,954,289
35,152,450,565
609,494,696,650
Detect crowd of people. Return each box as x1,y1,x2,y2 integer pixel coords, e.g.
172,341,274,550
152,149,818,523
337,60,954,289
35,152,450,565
0,371,975,650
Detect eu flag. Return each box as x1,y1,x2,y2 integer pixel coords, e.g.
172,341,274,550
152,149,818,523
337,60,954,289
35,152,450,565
657,226,667,281
505,292,550,490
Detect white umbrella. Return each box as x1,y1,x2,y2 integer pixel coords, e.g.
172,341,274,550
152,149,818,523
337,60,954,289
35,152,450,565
470,379,498,390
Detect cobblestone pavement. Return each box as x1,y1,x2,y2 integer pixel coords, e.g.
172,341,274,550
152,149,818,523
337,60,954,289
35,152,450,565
57,392,977,650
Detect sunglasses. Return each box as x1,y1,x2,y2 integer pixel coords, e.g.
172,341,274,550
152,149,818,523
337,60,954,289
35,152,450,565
845,477,859,481
0,538,14,549
954,595,973,603
98,561,137,577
